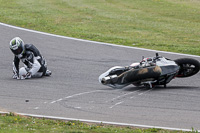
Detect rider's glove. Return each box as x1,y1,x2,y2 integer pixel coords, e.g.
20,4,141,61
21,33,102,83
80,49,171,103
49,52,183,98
12,70,19,79
25,72,32,79
13,73,19,79
20,72,32,80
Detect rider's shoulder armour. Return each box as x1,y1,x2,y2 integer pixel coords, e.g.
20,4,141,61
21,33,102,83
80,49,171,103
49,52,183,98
24,44,42,57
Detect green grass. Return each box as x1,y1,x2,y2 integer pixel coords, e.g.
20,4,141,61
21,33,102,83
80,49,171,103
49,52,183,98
0,0,200,55
0,113,195,133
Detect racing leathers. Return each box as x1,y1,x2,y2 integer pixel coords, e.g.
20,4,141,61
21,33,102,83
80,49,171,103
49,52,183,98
13,44,49,79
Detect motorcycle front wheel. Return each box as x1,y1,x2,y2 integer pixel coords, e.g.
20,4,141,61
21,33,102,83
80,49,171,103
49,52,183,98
174,58,200,78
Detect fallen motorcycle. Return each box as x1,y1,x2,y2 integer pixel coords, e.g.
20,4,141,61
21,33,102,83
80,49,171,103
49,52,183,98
99,53,200,89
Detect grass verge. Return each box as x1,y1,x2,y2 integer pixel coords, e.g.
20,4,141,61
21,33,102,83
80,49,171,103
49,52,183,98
0,0,200,55
0,113,196,133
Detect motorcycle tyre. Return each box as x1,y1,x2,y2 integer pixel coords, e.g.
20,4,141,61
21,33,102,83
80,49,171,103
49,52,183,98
174,58,200,78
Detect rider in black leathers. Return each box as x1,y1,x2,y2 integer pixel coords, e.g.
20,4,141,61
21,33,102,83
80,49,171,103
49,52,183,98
9,37,51,79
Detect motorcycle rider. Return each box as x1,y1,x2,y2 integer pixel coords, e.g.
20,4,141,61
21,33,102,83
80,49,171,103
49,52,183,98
9,37,51,79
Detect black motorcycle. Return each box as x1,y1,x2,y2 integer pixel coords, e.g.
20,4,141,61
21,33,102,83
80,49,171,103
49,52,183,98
99,53,200,89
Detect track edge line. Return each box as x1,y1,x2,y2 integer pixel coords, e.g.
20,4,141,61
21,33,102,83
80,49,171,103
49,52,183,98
0,111,197,132
0,22,199,58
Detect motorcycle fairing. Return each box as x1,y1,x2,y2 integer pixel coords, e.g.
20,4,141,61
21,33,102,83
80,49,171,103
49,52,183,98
99,66,131,89
155,57,180,76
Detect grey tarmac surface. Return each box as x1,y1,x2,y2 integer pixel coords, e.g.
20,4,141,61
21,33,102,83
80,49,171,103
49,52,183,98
0,23,200,130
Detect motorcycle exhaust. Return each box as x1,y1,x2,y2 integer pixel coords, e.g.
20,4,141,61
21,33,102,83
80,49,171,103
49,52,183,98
101,75,117,85
101,77,110,84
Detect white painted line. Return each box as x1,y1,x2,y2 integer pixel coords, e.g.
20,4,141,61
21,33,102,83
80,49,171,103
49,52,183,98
34,107,39,110
50,90,101,104
0,22,199,58
109,101,124,109
57,99,63,102
64,90,101,99
106,90,140,103
138,88,153,96
0,111,9,114
15,112,198,132
130,89,153,98
74,107,81,109
51,101,56,104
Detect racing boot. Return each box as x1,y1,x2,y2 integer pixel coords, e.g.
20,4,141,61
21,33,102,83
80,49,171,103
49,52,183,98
45,70,52,76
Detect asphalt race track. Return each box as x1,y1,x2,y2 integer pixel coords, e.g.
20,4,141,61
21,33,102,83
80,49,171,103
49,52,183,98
0,23,200,131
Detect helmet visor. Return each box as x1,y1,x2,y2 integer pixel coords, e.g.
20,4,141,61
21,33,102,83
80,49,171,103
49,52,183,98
11,45,23,55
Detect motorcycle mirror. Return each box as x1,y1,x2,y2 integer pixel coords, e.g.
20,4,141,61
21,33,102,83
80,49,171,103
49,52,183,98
156,53,159,57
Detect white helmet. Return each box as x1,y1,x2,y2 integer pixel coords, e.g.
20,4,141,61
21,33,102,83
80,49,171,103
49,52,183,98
9,37,25,55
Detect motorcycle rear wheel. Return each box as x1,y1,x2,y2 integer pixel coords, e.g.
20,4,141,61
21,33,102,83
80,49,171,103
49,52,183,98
174,58,200,78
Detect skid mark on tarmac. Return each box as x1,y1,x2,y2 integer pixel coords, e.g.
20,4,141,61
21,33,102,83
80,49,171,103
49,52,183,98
109,101,124,109
105,89,140,103
34,90,102,110
34,88,154,110
50,90,102,104
108,88,153,109
130,88,153,99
